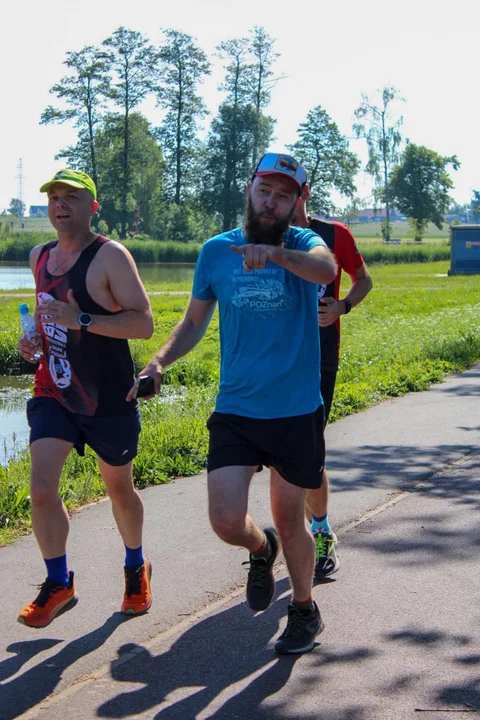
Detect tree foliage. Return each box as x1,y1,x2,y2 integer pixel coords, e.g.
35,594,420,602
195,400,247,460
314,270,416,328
40,46,110,188
354,86,404,239
202,104,274,230
470,190,480,223
288,105,359,215
388,143,460,241
203,27,277,231
246,26,279,166
94,113,165,236
102,27,158,238
156,29,211,204
8,199,26,218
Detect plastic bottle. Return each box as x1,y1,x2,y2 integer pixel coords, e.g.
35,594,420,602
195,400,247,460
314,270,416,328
19,303,43,361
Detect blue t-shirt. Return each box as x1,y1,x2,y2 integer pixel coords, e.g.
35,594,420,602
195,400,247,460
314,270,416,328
192,226,326,419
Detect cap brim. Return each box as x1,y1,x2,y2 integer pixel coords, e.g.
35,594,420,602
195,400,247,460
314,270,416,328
255,171,303,192
39,179,88,193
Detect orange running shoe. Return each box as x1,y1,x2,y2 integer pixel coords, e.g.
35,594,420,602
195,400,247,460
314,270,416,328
121,558,152,615
18,572,76,628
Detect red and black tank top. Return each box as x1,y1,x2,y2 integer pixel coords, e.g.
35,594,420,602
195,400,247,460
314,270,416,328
309,218,365,371
33,236,137,417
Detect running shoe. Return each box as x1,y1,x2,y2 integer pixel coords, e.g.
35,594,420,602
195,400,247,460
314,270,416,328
314,529,339,579
244,527,280,612
274,601,324,654
17,571,76,628
121,558,153,615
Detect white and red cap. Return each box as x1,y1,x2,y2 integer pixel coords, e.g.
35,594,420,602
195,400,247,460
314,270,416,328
252,153,307,192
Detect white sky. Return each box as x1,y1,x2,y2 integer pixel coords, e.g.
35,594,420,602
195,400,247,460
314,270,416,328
1,0,478,213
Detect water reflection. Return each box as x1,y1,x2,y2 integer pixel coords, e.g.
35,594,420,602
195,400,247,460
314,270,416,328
0,376,32,463
0,264,35,290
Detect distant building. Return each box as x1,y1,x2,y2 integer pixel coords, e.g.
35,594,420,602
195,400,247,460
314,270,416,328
29,205,48,217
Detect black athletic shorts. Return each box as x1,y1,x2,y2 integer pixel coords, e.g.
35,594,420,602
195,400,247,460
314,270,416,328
321,368,338,425
27,396,141,467
206,406,325,490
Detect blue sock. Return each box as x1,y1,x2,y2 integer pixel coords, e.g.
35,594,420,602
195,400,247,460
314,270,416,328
44,554,69,587
125,544,144,568
311,513,331,534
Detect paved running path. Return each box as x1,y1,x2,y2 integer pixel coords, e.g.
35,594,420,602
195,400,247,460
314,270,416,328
0,365,478,719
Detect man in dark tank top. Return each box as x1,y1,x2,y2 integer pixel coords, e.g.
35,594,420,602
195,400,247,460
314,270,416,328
16,168,155,628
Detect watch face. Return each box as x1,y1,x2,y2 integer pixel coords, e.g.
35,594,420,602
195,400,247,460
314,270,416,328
79,313,92,327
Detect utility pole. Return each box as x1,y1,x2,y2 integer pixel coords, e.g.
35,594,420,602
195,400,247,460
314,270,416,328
16,158,24,217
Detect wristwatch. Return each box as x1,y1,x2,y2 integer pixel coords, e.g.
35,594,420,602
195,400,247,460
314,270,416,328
78,312,93,332
344,299,352,315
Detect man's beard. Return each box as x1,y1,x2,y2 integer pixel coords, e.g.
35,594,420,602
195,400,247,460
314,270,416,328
243,196,296,246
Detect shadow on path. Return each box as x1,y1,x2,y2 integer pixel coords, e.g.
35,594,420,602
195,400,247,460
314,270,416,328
0,613,128,719
98,579,377,720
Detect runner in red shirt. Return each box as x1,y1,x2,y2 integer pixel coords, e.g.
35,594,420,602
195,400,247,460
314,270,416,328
294,186,373,579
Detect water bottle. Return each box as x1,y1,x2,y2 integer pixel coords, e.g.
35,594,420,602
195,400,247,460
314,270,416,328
19,303,43,361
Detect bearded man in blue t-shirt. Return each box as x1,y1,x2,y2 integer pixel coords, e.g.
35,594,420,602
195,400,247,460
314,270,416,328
133,153,337,655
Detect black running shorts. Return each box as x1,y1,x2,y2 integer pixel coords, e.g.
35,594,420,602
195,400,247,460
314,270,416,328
206,406,325,489
320,369,338,425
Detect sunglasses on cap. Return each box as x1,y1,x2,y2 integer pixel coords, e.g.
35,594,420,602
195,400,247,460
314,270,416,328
253,153,307,191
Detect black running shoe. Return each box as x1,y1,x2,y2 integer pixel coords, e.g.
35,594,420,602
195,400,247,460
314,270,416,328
274,601,324,655
244,527,279,612
314,530,339,580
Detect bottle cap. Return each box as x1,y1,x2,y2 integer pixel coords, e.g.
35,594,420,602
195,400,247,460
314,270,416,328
19,303,29,315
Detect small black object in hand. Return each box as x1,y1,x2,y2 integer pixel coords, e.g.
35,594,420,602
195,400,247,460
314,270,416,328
135,375,155,398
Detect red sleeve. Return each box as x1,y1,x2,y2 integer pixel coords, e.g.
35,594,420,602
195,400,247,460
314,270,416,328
333,223,365,281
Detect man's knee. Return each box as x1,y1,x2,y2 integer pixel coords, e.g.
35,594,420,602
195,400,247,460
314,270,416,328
274,514,308,544
107,478,138,508
209,505,246,542
29,477,61,509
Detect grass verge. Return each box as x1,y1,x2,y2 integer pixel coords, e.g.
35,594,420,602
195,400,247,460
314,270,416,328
0,260,479,544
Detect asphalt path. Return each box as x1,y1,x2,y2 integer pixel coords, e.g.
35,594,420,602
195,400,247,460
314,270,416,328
0,365,478,719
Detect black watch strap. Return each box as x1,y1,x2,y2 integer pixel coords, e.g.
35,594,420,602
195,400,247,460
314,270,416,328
344,300,352,315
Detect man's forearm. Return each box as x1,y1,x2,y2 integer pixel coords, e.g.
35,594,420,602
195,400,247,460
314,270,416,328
343,276,373,309
154,316,208,368
272,247,337,284
87,309,153,339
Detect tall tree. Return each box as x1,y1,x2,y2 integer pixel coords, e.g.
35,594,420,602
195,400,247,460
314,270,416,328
213,37,253,226
388,144,460,242
102,27,158,238
40,46,110,188
8,198,25,218
94,113,165,236
353,86,404,240
246,26,280,167
288,106,359,215
203,30,276,231
156,29,211,205
202,104,273,230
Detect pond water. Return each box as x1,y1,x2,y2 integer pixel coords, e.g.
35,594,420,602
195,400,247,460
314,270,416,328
0,262,195,290
0,376,32,464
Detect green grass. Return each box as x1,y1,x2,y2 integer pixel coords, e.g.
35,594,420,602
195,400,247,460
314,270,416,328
357,241,450,265
347,220,451,240
0,260,479,544
0,215,53,233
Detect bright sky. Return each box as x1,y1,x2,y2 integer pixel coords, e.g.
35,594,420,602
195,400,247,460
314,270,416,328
1,0,478,214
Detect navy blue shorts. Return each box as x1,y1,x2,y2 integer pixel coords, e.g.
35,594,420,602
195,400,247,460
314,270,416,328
27,397,141,467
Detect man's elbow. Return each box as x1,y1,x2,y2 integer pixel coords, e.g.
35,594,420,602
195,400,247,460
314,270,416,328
317,254,337,284
137,311,154,339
